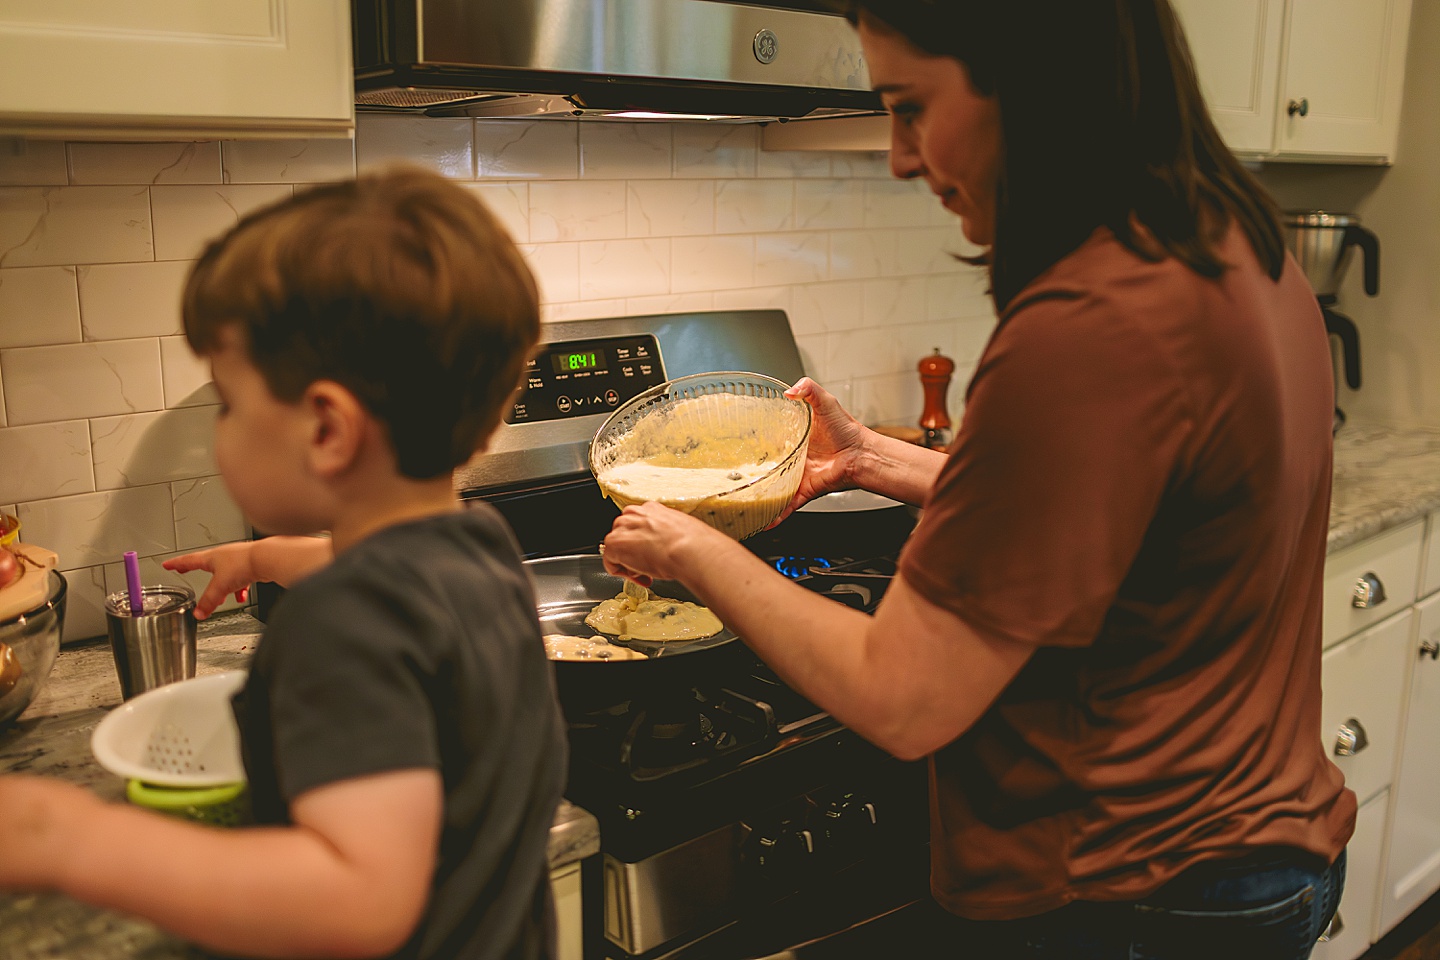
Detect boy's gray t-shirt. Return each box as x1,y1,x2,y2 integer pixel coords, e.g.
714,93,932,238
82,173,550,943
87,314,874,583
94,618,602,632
232,505,568,960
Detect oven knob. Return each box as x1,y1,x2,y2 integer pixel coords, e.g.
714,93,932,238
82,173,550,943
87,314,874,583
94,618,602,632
746,819,820,880
819,793,879,844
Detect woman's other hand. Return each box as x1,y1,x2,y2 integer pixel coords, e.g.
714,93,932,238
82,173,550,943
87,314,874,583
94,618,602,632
601,503,725,586
774,378,872,524
164,543,257,620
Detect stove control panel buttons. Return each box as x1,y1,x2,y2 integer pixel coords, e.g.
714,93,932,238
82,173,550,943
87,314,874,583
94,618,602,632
745,818,820,885
504,334,665,424
818,792,879,844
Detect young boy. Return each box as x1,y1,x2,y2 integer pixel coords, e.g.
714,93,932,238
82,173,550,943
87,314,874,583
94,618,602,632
0,168,568,960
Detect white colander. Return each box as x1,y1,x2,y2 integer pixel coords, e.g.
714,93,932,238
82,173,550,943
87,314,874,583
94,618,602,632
91,670,247,787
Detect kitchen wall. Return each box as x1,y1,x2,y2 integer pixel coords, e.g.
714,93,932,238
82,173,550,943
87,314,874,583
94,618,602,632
1253,0,1440,428
0,116,994,643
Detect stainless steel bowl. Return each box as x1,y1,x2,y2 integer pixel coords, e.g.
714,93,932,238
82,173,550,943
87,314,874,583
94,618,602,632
0,570,66,727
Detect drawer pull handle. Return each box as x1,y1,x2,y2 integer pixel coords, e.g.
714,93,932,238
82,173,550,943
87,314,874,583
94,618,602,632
1352,572,1387,609
1287,97,1310,118
1319,910,1344,942
1334,719,1369,757
1422,640,1440,661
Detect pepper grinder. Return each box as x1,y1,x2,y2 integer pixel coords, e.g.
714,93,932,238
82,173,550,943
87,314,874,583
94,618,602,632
918,347,954,450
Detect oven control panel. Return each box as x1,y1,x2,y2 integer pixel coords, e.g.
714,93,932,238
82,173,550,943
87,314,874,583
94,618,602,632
504,335,665,424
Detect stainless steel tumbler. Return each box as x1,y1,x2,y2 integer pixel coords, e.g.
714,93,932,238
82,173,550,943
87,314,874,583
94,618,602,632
104,585,198,700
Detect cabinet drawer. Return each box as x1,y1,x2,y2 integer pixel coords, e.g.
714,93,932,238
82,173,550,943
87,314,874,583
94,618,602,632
1320,611,1413,805
1422,513,1440,599
1311,789,1387,960
1323,520,1423,649
551,862,583,960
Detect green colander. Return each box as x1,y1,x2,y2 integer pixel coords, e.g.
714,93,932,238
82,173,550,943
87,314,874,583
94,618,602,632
126,778,252,827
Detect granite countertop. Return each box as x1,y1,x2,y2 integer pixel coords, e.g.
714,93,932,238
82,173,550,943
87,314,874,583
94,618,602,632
0,611,599,960
1328,421,1440,553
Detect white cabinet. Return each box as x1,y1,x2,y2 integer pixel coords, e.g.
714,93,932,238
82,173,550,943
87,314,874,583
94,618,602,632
1172,0,1413,162
1320,520,1423,651
1320,610,1412,807
1378,588,1440,934
551,862,584,960
0,1,353,140
1312,790,1388,960
1172,0,1285,154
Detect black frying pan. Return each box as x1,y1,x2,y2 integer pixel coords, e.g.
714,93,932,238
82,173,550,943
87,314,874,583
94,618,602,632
526,554,752,711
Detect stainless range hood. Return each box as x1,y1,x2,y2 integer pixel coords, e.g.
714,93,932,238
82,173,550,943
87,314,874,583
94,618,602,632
352,0,880,122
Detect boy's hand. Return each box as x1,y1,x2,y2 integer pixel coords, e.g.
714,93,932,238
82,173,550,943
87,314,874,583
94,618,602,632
0,775,97,890
164,543,256,620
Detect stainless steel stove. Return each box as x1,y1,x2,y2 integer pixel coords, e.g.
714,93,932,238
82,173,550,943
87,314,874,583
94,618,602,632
456,311,930,959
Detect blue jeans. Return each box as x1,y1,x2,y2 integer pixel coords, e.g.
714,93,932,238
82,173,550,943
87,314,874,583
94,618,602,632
930,847,1347,960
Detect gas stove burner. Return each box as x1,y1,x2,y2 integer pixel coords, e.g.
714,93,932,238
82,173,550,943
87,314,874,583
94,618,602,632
769,555,849,579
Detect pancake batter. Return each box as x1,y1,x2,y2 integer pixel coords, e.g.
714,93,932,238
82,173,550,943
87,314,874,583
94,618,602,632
584,589,724,642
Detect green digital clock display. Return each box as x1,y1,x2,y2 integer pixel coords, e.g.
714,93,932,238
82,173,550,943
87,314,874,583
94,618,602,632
551,349,605,374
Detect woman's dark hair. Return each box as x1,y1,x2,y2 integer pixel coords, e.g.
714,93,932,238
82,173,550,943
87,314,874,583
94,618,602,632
845,0,1286,312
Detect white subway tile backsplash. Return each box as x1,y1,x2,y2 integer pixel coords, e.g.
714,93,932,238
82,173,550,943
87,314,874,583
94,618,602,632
790,280,867,335
8,121,983,576
0,186,153,267
18,485,176,569
864,179,938,229
159,335,216,408
624,292,714,315
863,278,929,328
627,180,714,237
150,184,293,261
544,299,629,322
171,476,246,550
795,179,866,231
830,229,896,280
355,115,474,179
67,142,222,185
0,266,81,348
462,182,530,244
715,179,794,234
756,149,833,179
2,339,163,425
673,125,758,179
529,180,627,243
78,260,192,340
0,139,67,186
476,121,578,180
831,152,893,179
671,235,755,292
579,124,672,180
0,420,93,503
755,233,828,287
519,242,581,304
57,563,108,644
578,239,670,300
221,138,356,184
91,406,218,490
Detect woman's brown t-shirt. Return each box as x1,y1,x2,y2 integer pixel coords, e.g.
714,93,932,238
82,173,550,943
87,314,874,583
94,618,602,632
898,225,1356,920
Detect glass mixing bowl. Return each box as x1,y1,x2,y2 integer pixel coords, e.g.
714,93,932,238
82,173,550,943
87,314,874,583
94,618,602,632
0,570,66,727
589,372,812,541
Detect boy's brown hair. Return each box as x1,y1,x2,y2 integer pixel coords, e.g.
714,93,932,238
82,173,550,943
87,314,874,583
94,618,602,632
182,166,540,479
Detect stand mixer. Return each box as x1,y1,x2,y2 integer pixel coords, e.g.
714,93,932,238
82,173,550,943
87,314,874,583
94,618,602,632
1283,211,1381,433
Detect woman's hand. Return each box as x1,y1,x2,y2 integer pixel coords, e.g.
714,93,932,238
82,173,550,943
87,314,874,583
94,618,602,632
0,775,97,890
774,378,873,523
163,543,257,620
601,503,725,586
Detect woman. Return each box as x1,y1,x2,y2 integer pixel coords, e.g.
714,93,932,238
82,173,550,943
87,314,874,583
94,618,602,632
598,1,1353,957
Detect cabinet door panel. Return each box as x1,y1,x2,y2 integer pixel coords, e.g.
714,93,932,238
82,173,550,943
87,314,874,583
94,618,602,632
1320,610,1412,806
1311,789,1387,960
1379,592,1440,935
1171,0,1283,154
0,0,352,139
1277,0,1412,159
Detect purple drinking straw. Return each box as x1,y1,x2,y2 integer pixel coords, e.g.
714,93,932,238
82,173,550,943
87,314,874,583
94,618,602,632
123,551,143,615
